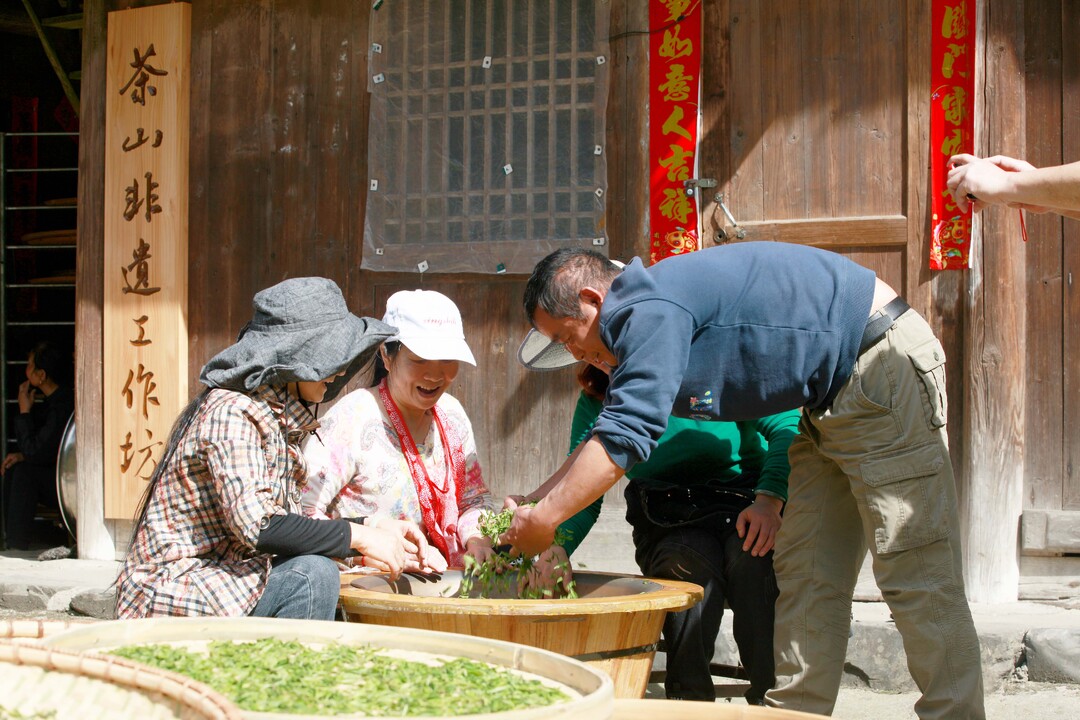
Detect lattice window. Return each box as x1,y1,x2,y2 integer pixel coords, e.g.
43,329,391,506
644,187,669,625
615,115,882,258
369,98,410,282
363,0,610,274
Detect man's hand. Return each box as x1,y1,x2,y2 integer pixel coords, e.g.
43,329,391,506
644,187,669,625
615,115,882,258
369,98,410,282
501,497,557,558
16,380,36,414
502,494,528,510
736,494,784,557
1,452,24,476
947,154,1037,213
518,545,573,598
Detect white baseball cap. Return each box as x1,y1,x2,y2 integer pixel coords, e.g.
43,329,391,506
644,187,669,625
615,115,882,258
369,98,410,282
382,290,476,366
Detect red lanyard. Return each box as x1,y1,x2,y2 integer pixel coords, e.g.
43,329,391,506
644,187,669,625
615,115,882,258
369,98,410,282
377,379,464,562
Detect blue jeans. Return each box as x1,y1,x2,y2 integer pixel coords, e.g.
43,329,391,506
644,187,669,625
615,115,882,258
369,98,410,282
625,480,778,704
250,555,340,620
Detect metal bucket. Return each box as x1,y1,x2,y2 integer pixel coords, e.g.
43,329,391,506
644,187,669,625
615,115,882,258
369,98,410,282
55,411,76,537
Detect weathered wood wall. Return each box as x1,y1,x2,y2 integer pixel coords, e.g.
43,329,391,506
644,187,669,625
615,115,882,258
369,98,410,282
77,0,645,557
963,0,1027,602
1014,1,1080,590
74,0,1080,592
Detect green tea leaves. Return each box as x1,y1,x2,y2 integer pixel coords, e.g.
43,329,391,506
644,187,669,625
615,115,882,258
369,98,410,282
110,638,569,716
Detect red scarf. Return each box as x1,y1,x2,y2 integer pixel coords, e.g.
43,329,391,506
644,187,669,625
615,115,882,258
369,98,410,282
378,379,466,564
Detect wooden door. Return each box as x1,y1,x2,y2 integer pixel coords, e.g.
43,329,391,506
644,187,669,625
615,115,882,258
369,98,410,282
695,1,929,308
1016,1,1080,586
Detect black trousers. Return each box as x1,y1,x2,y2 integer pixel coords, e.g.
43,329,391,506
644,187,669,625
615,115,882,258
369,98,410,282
625,480,779,704
3,462,57,550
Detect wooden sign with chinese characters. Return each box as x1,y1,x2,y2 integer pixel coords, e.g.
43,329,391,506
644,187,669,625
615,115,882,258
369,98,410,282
929,0,975,270
648,0,702,265
103,3,190,519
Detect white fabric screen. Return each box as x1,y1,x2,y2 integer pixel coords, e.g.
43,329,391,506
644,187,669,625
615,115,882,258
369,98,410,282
363,0,610,274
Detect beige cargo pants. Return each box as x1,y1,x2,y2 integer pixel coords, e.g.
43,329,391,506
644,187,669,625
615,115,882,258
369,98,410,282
766,309,985,720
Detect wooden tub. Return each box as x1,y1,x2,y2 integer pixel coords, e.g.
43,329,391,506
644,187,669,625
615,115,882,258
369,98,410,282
339,570,702,699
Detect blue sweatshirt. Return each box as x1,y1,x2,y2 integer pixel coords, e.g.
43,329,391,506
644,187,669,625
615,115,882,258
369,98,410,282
592,242,875,472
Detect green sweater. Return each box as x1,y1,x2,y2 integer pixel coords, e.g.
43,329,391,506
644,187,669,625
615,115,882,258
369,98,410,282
558,392,799,556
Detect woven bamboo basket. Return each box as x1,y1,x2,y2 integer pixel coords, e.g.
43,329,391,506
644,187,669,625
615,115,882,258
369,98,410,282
338,570,703,700
0,641,243,720
0,618,95,642
43,616,615,719
612,699,828,718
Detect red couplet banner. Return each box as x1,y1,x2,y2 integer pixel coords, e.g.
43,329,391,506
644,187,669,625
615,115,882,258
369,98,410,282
929,0,976,270
648,0,702,265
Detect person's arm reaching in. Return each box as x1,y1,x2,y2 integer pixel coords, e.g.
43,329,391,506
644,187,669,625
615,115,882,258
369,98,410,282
948,154,1080,219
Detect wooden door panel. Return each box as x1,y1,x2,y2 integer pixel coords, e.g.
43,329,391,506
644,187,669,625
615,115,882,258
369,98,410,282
1062,1,1080,513
712,1,907,226
700,0,917,307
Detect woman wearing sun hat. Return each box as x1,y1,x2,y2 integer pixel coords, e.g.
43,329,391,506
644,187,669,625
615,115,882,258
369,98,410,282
116,277,432,620
302,289,497,571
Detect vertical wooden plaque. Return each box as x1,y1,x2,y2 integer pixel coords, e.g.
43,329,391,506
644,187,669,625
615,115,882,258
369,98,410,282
103,3,190,519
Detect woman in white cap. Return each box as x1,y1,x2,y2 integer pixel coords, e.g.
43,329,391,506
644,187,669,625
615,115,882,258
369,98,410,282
116,277,431,620
303,289,497,571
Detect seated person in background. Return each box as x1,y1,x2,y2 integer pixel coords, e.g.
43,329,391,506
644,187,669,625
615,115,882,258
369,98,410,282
2,341,75,551
116,277,431,620
518,333,798,705
303,290,497,571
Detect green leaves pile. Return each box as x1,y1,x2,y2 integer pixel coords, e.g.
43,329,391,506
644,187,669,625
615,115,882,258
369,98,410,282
110,638,569,716
461,506,578,600
0,709,56,720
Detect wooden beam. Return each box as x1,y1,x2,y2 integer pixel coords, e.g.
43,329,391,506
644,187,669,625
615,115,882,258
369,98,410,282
75,0,111,560
735,216,908,247
19,0,80,116
962,0,1027,603
41,13,85,30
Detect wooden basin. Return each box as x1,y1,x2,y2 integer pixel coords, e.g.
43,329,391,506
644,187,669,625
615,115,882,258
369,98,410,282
339,570,702,699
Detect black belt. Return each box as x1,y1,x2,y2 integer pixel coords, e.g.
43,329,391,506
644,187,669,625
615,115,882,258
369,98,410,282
859,296,910,355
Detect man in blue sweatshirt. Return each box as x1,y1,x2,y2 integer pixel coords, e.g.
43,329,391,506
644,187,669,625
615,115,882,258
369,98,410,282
504,244,984,720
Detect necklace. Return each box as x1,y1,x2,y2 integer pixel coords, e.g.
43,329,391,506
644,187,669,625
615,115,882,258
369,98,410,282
377,379,465,561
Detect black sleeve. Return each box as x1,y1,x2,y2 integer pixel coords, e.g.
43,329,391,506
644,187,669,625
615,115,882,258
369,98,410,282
254,513,356,558
14,389,74,467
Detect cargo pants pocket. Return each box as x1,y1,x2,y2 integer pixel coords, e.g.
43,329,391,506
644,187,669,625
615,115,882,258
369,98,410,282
860,442,951,554
908,337,948,430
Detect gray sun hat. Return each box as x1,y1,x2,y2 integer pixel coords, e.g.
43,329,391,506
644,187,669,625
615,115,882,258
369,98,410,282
199,277,396,401
516,329,578,371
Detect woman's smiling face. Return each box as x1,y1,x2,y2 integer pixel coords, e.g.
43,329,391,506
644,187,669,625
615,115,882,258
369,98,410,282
383,344,460,417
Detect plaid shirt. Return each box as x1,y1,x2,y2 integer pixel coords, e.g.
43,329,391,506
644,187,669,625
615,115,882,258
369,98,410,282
116,385,316,618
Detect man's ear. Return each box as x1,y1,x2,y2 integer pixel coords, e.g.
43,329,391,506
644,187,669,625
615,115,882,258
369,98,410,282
579,286,606,308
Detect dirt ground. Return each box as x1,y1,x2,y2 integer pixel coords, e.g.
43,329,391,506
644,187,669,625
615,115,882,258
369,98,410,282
831,682,1080,719
648,678,1080,718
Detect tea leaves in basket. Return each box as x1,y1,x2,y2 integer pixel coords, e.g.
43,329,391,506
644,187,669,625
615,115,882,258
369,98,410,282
110,638,569,716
